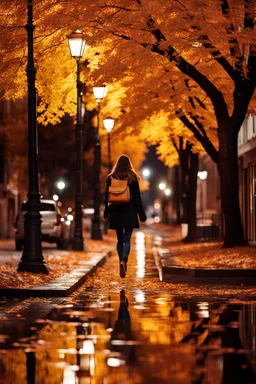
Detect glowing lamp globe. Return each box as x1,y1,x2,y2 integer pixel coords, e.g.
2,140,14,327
103,118,115,133
93,86,107,102
67,30,86,58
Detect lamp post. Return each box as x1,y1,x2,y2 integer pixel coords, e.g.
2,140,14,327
18,0,48,273
103,117,114,174
91,86,107,240
67,30,86,251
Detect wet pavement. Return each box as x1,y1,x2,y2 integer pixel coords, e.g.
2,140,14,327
1,229,256,383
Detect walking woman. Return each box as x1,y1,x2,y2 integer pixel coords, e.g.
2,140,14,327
103,155,147,278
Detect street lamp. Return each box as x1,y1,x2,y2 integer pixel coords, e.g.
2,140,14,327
164,188,171,196
103,117,114,174
91,85,107,240
67,30,86,251
18,0,48,273
158,182,166,191
142,168,151,178
57,180,66,190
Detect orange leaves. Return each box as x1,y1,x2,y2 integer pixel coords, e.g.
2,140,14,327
0,235,115,289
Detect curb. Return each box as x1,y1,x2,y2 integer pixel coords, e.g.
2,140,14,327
158,248,256,285
0,250,111,297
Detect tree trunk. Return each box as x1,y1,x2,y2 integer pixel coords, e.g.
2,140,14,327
178,143,198,242
184,152,199,242
174,165,181,224
179,146,189,224
217,127,247,247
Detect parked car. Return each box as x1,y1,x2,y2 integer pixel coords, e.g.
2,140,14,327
14,199,64,250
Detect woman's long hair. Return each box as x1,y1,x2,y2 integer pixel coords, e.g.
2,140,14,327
109,155,140,183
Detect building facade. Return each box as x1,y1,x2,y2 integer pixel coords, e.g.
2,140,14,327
238,114,256,243
0,100,26,238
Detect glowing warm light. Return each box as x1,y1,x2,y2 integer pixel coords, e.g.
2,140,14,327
134,290,145,303
84,208,94,214
198,171,208,180
93,86,107,102
136,231,145,240
62,366,79,384
62,369,76,384
164,188,171,196
107,358,126,367
159,182,166,190
154,216,161,223
142,168,151,178
53,194,59,201
67,207,72,212
197,302,209,318
200,310,209,318
80,340,95,354
67,30,86,58
66,220,71,226
60,217,65,222
67,214,73,221
154,202,161,210
136,232,146,278
57,181,65,190
103,117,115,133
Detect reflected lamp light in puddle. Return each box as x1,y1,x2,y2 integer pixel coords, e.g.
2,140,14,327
197,302,209,318
80,340,95,354
134,290,145,303
79,339,96,375
63,366,79,384
107,357,126,367
136,232,146,278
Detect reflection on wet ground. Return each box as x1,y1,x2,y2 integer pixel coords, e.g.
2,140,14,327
1,230,256,383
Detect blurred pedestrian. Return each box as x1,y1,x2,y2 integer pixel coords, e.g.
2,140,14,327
103,155,147,278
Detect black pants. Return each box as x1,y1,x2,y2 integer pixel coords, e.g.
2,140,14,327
116,229,133,262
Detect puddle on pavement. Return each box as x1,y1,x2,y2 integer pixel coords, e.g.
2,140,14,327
1,293,256,384
1,231,256,383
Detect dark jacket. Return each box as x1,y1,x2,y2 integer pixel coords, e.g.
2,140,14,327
104,176,147,230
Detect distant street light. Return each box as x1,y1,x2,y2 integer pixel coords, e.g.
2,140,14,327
164,188,171,196
158,182,166,191
103,117,115,174
53,194,59,201
142,168,151,178
67,30,86,251
197,171,208,180
91,86,107,240
57,181,66,190
18,0,48,274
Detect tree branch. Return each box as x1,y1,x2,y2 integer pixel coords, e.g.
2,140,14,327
220,0,244,75
142,16,230,121
199,33,241,82
178,111,218,163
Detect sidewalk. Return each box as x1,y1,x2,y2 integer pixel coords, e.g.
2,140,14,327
154,224,256,285
0,233,115,297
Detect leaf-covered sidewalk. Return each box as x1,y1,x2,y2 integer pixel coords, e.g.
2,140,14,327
0,234,115,289
159,225,256,269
